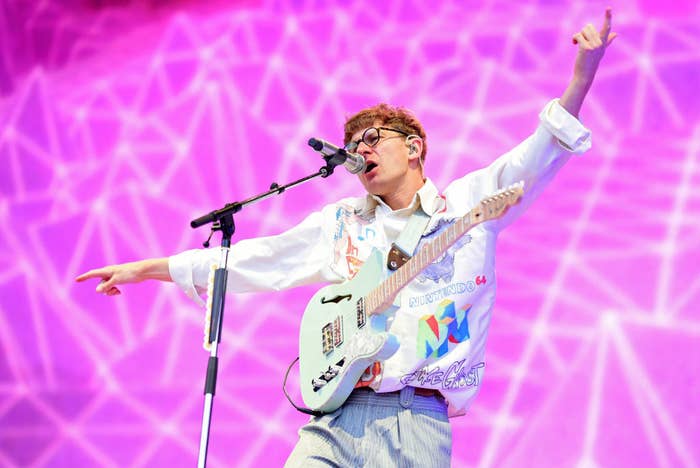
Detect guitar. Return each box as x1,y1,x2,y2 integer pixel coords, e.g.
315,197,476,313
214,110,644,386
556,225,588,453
298,183,524,412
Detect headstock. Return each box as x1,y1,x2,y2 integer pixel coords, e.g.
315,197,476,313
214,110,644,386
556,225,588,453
471,182,524,224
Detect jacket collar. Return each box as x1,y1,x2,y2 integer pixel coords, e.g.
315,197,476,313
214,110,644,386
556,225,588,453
357,178,442,216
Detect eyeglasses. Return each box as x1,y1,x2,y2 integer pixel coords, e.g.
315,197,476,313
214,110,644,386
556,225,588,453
345,127,410,152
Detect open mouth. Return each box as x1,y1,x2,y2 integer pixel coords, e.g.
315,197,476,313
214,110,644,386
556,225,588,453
365,162,378,173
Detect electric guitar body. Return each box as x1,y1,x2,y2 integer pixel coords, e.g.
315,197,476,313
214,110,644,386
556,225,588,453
298,248,399,413
298,183,524,413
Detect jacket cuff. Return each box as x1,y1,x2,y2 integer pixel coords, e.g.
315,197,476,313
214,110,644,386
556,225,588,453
169,250,206,306
539,99,592,154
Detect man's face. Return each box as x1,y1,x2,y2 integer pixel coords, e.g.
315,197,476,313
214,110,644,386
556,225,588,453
349,122,414,198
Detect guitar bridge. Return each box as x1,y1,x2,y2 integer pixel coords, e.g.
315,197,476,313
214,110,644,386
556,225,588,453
312,358,346,392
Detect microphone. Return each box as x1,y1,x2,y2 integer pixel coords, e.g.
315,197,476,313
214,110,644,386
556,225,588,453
308,138,366,174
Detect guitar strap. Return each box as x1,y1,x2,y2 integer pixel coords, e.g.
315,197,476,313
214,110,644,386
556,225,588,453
385,203,433,308
386,205,432,272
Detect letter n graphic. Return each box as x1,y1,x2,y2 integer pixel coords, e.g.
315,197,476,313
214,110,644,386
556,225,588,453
416,299,472,358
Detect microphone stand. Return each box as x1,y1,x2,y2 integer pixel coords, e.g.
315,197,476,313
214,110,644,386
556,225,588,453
191,148,346,468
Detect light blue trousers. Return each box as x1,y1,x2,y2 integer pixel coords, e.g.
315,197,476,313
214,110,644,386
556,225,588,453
285,387,452,467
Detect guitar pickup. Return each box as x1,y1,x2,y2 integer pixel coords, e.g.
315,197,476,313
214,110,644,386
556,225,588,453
321,323,334,354
333,316,343,346
356,297,366,329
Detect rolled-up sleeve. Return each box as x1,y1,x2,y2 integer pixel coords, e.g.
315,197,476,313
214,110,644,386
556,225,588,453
444,99,592,230
168,206,343,305
538,98,592,154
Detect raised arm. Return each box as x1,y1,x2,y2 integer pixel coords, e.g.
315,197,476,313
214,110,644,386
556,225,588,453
560,7,617,118
452,9,617,229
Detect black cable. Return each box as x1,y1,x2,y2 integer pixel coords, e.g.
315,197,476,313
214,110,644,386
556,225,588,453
282,356,326,417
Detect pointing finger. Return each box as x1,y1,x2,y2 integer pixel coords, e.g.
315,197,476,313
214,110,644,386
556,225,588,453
600,7,612,41
76,268,108,282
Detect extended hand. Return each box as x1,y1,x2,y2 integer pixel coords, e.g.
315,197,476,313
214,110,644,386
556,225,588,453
75,258,171,296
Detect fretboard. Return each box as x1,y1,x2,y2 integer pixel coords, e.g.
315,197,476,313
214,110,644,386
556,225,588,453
364,211,475,315
362,182,523,315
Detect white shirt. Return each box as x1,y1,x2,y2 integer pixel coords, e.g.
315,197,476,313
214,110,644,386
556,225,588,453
169,99,591,417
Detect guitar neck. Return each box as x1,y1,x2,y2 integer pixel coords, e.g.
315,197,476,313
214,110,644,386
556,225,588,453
364,210,475,315
363,183,523,315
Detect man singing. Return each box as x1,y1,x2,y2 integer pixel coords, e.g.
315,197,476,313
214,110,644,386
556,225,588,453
77,9,616,466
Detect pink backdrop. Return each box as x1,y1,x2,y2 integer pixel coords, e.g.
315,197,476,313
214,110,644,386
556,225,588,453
1,0,699,466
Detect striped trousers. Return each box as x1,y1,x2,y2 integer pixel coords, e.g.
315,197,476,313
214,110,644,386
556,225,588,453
285,386,452,467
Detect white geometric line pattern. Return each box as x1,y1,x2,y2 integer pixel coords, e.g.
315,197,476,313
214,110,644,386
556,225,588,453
0,1,699,467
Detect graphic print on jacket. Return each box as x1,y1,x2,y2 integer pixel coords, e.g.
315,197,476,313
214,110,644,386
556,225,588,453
332,203,382,387
332,204,374,280
414,218,474,358
416,300,472,358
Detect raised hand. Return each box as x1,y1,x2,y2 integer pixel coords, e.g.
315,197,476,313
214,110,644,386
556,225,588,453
572,7,617,85
559,8,617,117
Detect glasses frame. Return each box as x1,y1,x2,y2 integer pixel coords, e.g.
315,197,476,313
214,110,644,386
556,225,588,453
345,126,410,152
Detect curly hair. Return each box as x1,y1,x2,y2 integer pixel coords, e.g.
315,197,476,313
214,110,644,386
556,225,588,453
343,103,428,162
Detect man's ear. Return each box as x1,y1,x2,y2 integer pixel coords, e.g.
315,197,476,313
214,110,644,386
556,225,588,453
406,135,423,162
